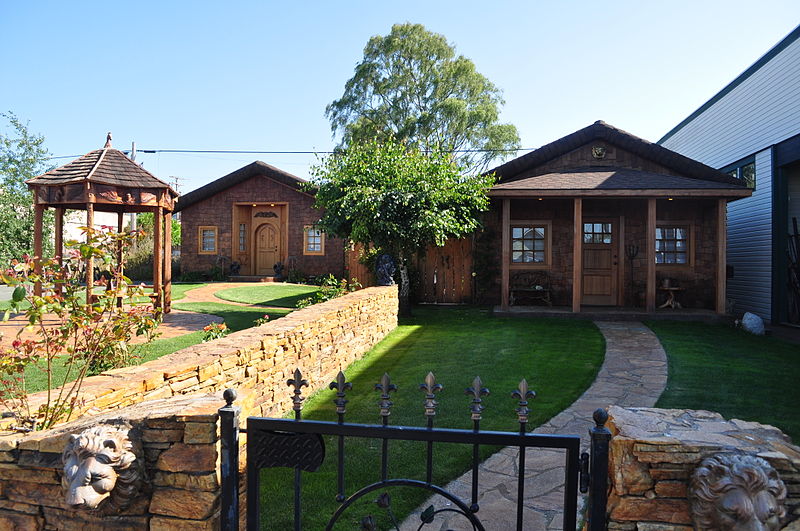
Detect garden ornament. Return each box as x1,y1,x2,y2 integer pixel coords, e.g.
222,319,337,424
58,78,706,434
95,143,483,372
690,453,786,530
62,425,144,513
273,261,284,280
376,254,396,286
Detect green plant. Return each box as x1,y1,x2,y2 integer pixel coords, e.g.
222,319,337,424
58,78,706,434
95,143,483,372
296,275,361,309
0,227,160,430
201,322,229,342
253,314,270,326
285,268,306,284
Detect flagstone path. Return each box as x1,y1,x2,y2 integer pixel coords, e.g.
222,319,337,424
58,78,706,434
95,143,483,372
401,321,668,530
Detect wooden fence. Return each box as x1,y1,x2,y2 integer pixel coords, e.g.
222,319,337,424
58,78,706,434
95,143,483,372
345,239,474,304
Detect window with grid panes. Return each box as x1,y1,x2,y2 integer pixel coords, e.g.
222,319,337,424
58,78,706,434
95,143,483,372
583,223,612,244
304,225,324,255
239,223,246,251
655,226,688,264
511,226,546,263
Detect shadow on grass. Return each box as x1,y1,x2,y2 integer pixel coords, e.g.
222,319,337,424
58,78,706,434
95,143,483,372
257,306,605,529
214,284,319,308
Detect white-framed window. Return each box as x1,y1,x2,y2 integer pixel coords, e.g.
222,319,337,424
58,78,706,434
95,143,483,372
303,225,325,255
198,226,217,254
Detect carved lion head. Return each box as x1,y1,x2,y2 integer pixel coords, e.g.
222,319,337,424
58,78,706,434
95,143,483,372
690,453,786,531
61,425,143,513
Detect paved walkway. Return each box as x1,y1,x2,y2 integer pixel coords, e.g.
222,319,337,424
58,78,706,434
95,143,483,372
401,321,668,530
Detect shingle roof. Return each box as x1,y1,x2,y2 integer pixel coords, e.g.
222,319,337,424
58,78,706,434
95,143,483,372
491,167,746,192
489,121,743,187
27,147,176,195
175,161,310,212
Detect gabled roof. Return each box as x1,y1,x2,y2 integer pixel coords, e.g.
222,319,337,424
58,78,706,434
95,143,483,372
27,147,176,196
659,23,800,144
175,161,309,212
489,120,742,187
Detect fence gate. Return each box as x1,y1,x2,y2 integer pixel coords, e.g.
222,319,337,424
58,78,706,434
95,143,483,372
219,370,610,530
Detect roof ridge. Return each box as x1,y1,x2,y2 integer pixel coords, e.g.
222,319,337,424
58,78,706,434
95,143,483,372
84,147,109,182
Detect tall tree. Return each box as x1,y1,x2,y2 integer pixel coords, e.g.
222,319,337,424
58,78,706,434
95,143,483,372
0,113,52,264
310,139,495,315
326,23,520,172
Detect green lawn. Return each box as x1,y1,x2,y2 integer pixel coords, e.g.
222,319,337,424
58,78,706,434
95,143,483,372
214,283,318,307
648,321,800,441
21,284,294,393
260,307,605,529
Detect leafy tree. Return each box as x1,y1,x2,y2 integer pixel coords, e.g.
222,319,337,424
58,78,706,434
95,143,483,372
136,211,181,246
326,23,520,172
0,113,53,264
310,139,495,315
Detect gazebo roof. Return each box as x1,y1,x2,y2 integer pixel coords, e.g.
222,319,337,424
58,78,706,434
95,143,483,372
27,136,177,197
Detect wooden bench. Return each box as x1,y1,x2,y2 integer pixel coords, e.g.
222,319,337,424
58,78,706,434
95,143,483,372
509,271,552,306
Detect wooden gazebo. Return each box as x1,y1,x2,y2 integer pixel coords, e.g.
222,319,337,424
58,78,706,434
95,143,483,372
26,134,178,313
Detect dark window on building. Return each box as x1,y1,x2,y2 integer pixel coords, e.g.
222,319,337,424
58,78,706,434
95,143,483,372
656,226,689,264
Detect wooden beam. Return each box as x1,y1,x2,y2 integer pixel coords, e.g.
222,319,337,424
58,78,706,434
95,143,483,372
572,198,582,312
646,198,656,312
153,207,163,311
86,204,94,304
33,205,45,297
54,208,64,298
716,199,727,314
500,199,510,310
163,211,172,313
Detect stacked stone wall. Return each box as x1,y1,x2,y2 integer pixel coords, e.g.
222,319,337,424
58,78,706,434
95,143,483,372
0,286,398,529
606,406,800,530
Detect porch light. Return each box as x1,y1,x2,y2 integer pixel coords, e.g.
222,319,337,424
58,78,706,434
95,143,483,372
668,198,673,201
252,204,257,207
538,198,543,201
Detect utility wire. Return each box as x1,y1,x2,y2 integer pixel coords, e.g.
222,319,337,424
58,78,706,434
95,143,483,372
48,146,534,160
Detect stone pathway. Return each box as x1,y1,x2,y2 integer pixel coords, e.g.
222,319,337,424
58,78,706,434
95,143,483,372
401,321,668,530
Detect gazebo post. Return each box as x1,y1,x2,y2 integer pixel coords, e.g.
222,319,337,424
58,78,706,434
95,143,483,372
117,212,124,308
153,206,163,311
163,210,172,313
33,204,45,297
86,203,94,304
54,207,64,297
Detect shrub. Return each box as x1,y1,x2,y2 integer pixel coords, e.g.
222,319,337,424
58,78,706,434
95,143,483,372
0,227,161,430
202,322,229,342
296,275,361,309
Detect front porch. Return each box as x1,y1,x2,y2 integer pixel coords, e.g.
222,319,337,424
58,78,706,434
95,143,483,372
493,304,728,323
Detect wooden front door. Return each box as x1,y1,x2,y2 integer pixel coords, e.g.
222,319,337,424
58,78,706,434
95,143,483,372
255,222,281,275
582,219,618,305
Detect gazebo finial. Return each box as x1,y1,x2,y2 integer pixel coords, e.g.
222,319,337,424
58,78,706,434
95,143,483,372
104,132,112,149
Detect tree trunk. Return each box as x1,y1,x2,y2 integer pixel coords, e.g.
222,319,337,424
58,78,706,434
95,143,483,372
398,256,412,317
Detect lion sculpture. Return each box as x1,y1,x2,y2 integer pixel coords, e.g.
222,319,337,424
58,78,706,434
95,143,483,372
61,425,144,513
690,453,787,530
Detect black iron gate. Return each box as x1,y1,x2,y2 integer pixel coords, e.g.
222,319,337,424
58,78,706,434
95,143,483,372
219,369,610,530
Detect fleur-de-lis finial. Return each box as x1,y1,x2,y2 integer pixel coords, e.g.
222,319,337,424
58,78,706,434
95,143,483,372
329,370,352,416
287,368,309,415
465,376,490,421
419,372,443,417
375,373,397,419
512,378,536,424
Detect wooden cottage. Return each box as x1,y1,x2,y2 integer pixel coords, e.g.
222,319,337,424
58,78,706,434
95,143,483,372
176,162,345,279
484,121,751,314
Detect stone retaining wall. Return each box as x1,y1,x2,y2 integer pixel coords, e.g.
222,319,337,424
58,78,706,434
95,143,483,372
20,286,397,422
0,286,398,529
606,406,800,530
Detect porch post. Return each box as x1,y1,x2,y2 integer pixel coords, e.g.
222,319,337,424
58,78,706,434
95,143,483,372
33,204,45,297
716,198,727,314
501,198,510,310
54,207,64,297
646,198,656,312
572,198,582,312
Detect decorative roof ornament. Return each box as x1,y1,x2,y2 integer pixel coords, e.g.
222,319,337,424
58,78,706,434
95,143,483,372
105,132,113,149
591,145,606,160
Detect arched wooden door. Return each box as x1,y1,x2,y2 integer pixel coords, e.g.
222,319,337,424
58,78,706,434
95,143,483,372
255,222,281,275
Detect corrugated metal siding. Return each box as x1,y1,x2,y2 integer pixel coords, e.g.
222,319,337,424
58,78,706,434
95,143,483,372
661,37,800,167
726,150,772,319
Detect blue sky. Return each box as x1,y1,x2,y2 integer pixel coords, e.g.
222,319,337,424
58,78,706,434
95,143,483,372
2,1,799,194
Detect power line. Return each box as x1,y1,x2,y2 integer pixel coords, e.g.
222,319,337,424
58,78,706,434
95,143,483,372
47,146,535,160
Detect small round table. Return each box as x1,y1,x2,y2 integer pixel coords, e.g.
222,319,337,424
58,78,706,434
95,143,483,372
658,287,685,309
